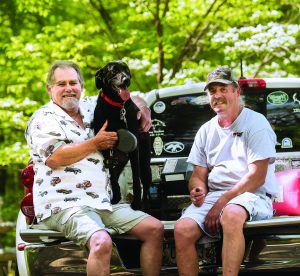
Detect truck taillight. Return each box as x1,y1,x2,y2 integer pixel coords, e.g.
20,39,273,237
238,78,266,89
20,192,35,224
17,243,27,251
21,163,34,189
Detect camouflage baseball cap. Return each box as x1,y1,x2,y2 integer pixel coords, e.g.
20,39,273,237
204,66,237,91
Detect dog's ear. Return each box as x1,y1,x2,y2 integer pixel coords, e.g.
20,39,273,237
95,68,104,90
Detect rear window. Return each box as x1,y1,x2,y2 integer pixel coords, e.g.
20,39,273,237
149,93,215,158
242,88,300,153
149,87,300,158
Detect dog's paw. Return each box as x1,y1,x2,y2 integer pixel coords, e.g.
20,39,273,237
131,199,142,210
111,194,121,204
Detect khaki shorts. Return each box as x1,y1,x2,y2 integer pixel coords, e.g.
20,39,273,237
180,191,274,239
43,203,149,247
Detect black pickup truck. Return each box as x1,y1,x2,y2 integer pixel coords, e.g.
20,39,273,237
16,78,300,275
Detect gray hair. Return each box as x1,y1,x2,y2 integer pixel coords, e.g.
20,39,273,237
46,60,84,87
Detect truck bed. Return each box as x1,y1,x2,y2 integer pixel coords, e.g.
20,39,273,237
19,216,300,243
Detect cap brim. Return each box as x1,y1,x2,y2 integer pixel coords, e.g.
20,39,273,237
204,79,233,91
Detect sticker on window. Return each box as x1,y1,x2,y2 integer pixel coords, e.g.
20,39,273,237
281,137,293,149
267,91,289,105
153,136,163,156
164,141,184,153
150,119,166,134
293,93,300,105
153,101,166,113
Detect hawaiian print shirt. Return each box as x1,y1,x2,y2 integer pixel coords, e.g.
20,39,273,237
25,97,112,222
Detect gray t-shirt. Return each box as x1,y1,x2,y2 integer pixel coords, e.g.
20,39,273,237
188,107,279,196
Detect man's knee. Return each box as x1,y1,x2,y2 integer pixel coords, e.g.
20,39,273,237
148,217,164,240
88,230,113,256
132,216,164,242
220,204,248,233
174,218,201,243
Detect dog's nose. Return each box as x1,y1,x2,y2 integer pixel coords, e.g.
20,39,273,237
122,76,130,87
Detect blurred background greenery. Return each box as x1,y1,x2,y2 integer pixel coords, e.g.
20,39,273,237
0,0,299,254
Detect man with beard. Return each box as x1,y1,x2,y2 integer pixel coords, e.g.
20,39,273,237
25,60,163,276
174,66,278,276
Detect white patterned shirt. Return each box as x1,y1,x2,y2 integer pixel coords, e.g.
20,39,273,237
25,97,113,222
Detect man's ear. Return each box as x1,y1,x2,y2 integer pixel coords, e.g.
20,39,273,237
46,85,52,97
95,68,104,90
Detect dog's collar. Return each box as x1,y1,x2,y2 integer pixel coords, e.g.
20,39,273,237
101,92,124,108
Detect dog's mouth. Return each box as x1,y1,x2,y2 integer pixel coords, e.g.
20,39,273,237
118,87,130,101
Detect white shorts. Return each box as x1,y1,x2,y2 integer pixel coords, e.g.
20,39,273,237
43,203,149,247
179,191,274,239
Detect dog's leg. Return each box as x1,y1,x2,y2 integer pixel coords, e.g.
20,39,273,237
138,132,152,211
111,154,129,204
103,150,122,205
109,168,122,204
129,149,142,210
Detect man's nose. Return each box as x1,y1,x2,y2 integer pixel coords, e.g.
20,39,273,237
213,90,222,97
65,83,73,91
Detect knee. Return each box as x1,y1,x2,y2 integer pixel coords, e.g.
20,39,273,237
89,231,112,257
220,205,247,234
139,217,164,242
174,219,200,244
149,219,164,241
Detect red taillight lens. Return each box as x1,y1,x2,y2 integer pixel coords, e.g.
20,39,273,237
17,243,27,251
238,78,266,89
20,192,35,219
21,164,34,189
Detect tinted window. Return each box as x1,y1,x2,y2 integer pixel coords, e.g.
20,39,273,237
242,89,300,153
150,88,300,158
149,93,215,158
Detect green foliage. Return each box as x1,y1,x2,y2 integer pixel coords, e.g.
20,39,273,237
0,0,299,165
0,0,298,168
0,165,24,248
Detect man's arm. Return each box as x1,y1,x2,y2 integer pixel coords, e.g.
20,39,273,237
46,121,118,169
189,165,209,207
204,158,269,234
131,95,152,132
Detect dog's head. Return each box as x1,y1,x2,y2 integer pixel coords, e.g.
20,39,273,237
95,60,131,102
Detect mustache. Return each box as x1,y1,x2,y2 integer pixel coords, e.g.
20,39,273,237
212,99,226,107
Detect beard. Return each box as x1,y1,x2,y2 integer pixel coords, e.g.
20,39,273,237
61,97,79,110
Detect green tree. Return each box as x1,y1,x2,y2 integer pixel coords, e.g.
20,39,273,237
1,0,298,166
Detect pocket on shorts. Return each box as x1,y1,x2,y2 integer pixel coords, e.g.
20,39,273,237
60,206,83,224
229,192,273,221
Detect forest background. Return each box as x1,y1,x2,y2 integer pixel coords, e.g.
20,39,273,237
0,0,299,247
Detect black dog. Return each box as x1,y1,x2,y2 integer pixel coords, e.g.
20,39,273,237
92,60,152,210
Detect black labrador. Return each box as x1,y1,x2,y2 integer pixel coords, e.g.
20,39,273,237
92,60,152,210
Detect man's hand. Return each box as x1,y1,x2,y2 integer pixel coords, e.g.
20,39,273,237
132,95,152,132
204,198,227,236
190,187,206,207
137,106,152,132
93,121,118,150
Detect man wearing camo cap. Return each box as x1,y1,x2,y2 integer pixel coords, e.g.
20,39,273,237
174,66,278,276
